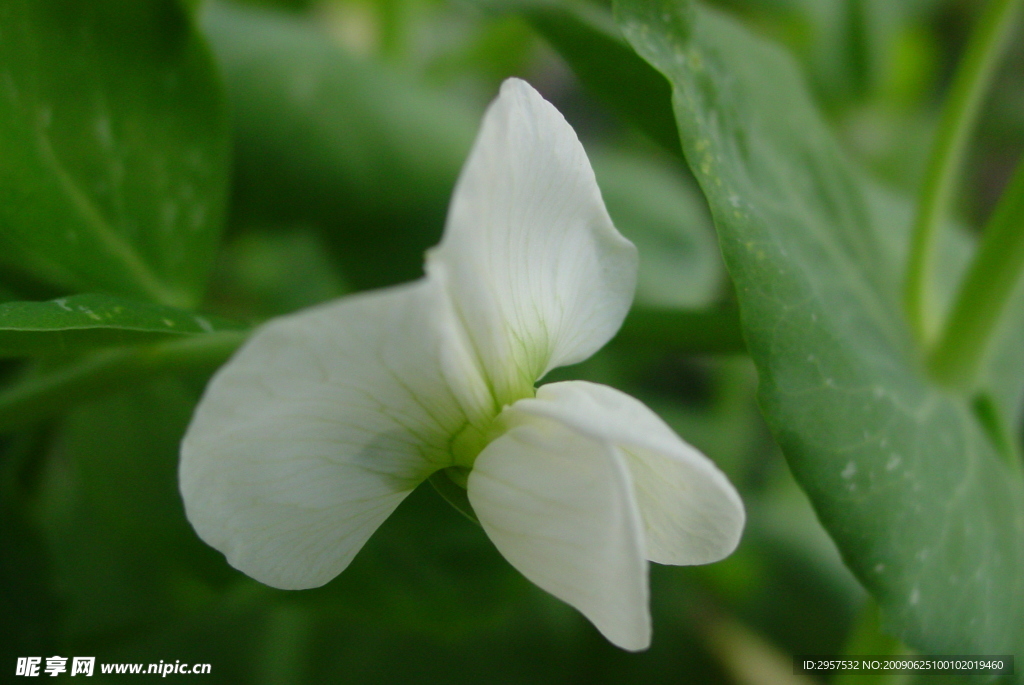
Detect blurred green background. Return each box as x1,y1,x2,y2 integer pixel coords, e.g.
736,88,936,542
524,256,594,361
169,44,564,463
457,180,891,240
1,0,1021,682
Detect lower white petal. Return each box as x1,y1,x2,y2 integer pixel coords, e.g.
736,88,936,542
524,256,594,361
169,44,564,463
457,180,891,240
467,414,651,651
514,381,745,566
180,279,492,590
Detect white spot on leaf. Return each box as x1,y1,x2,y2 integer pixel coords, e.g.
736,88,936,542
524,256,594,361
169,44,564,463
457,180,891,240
95,115,112,148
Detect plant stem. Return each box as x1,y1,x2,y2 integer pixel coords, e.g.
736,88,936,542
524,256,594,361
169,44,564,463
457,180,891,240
929,157,1024,389
428,469,480,524
903,0,1022,345
0,330,247,433
969,392,1024,473
613,303,746,355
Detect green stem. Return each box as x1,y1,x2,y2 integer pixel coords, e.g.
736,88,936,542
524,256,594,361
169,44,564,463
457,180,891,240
929,157,1024,389
428,469,479,524
613,303,746,355
0,331,247,433
969,392,1024,472
903,0,1022,345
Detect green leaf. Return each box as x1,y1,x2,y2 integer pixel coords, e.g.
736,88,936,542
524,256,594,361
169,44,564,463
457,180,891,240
0,0,229,307
616,0,1024,658
0,293,243,357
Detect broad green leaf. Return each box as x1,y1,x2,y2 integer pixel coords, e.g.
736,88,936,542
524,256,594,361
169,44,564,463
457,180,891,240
616,0,1024,658
592,149,722,309
201,0,475,289
0,294,243,357
0,284,22,305
0,0,229,308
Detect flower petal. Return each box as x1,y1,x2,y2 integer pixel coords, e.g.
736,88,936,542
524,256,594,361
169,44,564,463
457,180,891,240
467,411,651,651
514,381,745,566
180,279,493,589
426,78,638,407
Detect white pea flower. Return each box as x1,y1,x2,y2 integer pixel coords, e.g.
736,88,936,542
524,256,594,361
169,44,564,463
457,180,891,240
180,78,744,651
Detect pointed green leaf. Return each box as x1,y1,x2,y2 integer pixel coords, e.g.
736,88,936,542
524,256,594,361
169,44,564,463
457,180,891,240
0,0,229,307
616,0,1024,657
0,293,243,357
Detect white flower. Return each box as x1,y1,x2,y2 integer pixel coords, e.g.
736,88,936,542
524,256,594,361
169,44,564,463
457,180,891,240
180,78,744,651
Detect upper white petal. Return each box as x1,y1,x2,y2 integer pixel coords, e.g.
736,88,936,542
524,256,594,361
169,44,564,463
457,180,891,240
467,410,651,651
180,279,493,590
426,78,638,408
513,381,745,566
